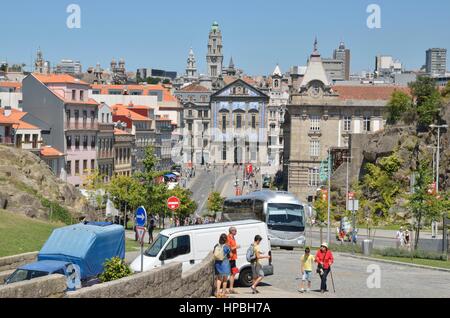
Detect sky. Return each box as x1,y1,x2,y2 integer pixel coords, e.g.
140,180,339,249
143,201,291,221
1,0,449,76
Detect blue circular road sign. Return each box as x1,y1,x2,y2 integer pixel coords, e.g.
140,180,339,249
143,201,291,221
135,206,147,227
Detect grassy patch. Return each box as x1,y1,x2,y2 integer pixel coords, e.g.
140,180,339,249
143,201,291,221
370,255,450,270
0,210,63,257
40,198,73,225
125,239,150,252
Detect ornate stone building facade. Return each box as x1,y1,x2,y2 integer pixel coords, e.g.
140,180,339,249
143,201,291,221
210,79,269,166
284,42,409,202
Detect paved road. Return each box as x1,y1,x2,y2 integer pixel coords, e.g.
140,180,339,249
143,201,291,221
264,249,450,298
187,166,236,216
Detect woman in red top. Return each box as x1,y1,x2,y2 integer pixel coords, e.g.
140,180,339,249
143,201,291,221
315,242,334,293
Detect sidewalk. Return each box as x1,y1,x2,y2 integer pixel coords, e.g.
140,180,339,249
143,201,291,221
217,285,322,298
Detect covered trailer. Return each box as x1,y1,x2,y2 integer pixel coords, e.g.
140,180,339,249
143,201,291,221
37,223,125,280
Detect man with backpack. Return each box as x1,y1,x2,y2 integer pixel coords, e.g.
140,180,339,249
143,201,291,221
248,235,270,294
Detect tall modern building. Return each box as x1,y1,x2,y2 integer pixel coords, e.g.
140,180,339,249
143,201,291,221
56,59,82,75
426,48,447,76
333,42,351,80
206,22,224,81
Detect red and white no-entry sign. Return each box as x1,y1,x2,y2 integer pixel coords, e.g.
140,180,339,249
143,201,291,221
167,196,181,211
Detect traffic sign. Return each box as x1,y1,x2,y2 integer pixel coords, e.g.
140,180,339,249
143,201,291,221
246,164,253,175
319,156,332,183
167,196,181,211
135,206,147,227
347,200,359,211
136,226,146,243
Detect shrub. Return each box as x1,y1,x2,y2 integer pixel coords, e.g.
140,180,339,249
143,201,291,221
99,257,132,282
374,247,447,261
41,198,72,224
329,243,362,254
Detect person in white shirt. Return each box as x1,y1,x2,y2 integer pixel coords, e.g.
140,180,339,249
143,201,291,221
395,227,404,248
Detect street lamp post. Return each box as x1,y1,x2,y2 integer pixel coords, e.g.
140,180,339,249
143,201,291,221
327,148,331,244
430,124,448,239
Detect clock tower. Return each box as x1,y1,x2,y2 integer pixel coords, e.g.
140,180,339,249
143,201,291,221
206,21,223,80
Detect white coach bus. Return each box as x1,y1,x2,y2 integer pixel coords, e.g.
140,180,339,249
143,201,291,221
222,190,306,249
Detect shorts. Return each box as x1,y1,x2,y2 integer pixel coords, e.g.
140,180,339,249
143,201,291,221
302,270,312,282
251,263,264,278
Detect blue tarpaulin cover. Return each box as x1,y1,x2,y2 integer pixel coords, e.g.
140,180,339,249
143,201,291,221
37,223,125,280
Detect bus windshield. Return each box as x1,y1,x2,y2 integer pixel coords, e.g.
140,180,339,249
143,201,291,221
145,234,169,257
267,203,304,232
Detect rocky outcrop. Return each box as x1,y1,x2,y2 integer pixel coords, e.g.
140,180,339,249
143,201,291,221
0,145,86,221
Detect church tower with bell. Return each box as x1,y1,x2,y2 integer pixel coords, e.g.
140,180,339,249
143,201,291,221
206,21,223,80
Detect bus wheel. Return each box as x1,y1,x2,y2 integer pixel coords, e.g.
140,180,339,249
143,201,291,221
238,268,253,287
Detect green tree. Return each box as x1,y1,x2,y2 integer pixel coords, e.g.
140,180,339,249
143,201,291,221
82,169,106,219
107,175,146,227
409,76,443,129
167,186,198,221
313,191,330,244
407,160,443,249
207,192,224,216
360,153,403,221
387,91,413,123
146,77,161,85
134,146,169,224
162,79,171,84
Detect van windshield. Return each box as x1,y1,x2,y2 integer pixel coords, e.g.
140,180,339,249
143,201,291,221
144,234,169,257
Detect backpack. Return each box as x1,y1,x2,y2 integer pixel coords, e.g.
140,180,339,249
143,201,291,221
246,244,257,263
213,244,225,261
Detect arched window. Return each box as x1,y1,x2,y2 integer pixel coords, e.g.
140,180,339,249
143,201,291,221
274,80,279,88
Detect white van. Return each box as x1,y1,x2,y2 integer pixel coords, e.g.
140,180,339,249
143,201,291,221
130,220,273,287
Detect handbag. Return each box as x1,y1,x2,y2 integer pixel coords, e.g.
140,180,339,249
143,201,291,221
316,252,327,274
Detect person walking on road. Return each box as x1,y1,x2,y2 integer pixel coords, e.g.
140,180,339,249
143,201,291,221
213,233,231,298
299,247,314,293
147,215,155,244
227,227,240,294
315,242,334,294
396,227,404,248
404,229,411,249
250,235,270,294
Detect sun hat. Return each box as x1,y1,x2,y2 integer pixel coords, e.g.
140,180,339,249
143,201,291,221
321,242,328,249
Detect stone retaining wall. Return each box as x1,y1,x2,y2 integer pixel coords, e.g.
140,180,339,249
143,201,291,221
0,252,38,272
0,270,14,284
67,253,215,298
0,274,66,298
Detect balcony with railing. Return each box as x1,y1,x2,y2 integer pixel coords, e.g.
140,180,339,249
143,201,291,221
98,123,115,132
65,121,99,131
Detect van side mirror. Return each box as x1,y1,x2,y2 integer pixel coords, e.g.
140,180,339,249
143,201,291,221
160,250,167,261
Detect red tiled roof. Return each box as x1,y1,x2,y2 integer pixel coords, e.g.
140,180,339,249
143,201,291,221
332,86,411,100
91,84,177,102
112,104,150,121
0,82,22,89
0,108,39,129
33,74,88,85
40,146,64,157
178,83,210,92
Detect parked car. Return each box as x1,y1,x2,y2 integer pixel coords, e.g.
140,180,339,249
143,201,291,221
5,222,125,290
130,219,273,287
